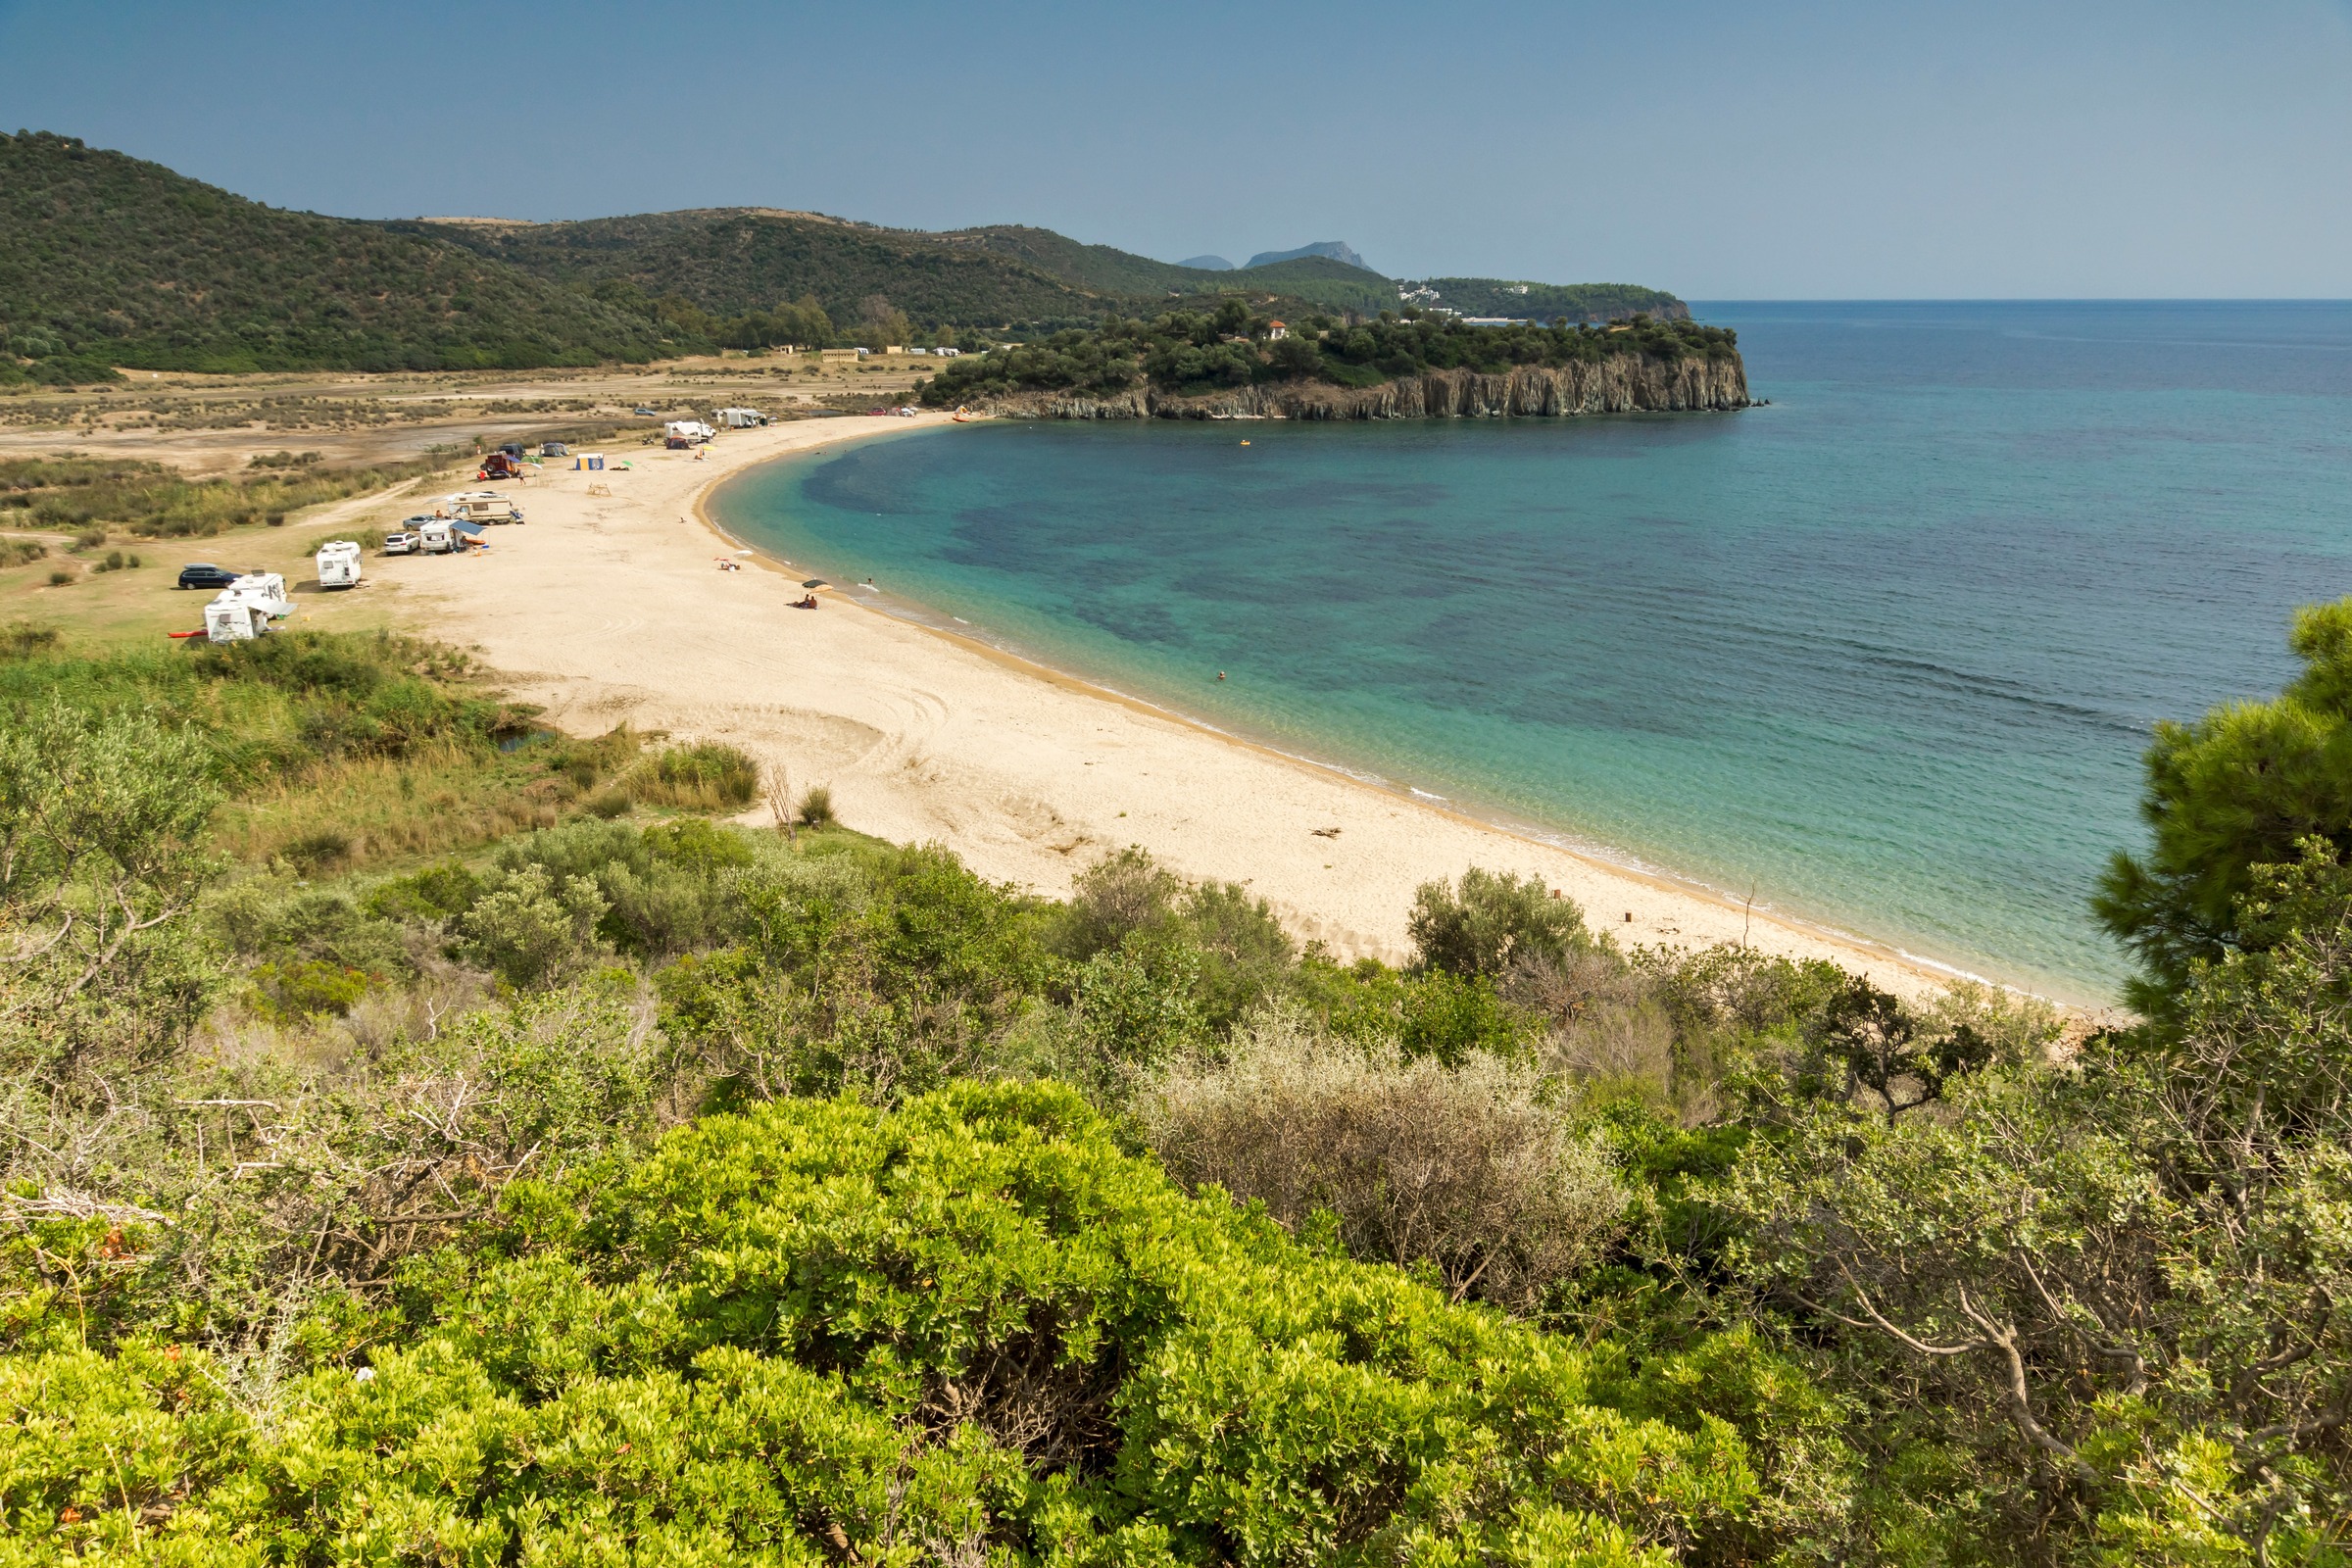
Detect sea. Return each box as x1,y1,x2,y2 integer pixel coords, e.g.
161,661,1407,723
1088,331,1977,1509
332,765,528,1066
710,302,2352,1003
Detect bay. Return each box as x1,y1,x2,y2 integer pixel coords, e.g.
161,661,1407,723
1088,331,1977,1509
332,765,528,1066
711,302,2352,1002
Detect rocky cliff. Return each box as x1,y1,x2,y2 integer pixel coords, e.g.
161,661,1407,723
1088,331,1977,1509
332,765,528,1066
955,354,1748,421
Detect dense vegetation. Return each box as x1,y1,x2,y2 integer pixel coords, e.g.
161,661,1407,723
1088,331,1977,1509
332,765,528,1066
0,453,451,539
0,134,685,378
407,211,1110,337
11,598,2352,1558
3,130,1695,383
921,303,1740,405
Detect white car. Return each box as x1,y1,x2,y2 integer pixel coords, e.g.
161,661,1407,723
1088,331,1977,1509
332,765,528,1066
383,531,417,556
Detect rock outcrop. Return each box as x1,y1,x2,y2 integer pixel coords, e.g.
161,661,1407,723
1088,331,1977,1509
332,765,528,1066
954,354,1747,421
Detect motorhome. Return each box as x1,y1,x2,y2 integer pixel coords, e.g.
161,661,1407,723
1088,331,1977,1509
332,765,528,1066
445,492,524,524
419,519,459,555
316,540,363,589
713,407,770,428
204,571,292,640
204,597,271,642
664,420,714,448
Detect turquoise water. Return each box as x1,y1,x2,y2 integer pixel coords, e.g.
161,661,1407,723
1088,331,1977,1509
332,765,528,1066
713,303,2352,1002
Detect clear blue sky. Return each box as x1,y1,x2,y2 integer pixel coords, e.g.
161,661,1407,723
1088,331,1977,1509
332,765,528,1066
4,0,2349,298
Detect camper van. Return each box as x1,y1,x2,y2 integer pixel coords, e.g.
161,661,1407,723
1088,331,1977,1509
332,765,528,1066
664,420,714,448
204,597,271,642
204,571,292,640
316,540,363,589
419,519,459,555
444,492,524,525
714,407,770,428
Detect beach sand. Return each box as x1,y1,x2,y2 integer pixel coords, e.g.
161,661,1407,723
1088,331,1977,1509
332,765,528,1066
377,416,1975,1003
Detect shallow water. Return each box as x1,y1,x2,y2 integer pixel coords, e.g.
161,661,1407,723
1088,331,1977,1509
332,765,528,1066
712,303,2352,1002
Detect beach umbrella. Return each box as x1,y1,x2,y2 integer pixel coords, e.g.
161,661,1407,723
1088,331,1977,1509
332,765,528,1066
802,579,828,589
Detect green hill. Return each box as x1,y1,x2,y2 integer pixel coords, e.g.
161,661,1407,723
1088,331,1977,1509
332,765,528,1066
0,131,685,378
408,210,1120,328
934,223,1221,298
0,130,1693,380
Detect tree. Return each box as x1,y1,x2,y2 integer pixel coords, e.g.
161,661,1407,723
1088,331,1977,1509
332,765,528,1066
0,704,220,1080
1407,866,1589,980
2096,597,2352,1013
1731,849,2352,1559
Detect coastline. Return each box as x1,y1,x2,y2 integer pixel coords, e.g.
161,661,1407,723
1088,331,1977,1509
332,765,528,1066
368,413,2036,1008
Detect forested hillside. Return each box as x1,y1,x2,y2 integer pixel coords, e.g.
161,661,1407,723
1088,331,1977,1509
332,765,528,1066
406,209,1111,329
923,301,1740,405
0,133,686,378
2,131,1697,381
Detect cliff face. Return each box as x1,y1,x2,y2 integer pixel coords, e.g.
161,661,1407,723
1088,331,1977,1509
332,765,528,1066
956,354,1747,421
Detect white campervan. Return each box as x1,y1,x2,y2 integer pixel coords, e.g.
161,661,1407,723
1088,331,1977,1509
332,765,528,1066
316,540,363,589
419,519,458,555
204,572,290,641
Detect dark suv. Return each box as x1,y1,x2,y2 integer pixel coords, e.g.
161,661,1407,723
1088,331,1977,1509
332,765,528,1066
177,563,241,591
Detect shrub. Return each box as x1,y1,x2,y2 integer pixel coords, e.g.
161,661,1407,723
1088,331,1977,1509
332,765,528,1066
71,526,104,551
1409,866,1591,978
1144,1013,1628,1311
627,740,759,809
2,1084,1774,1560
456,863,609,988
794,781,835,827
45,568,73,587
249,956,373,1019
0,537,45,566
0,620,59,658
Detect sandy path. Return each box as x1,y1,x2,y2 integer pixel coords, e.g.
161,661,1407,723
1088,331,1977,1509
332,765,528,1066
372,416,1983,1003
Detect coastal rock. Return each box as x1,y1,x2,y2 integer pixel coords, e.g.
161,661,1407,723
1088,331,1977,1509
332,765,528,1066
957,353,1748,421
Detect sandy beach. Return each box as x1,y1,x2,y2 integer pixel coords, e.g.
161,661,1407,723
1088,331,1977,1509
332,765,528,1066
373,416,1977,1002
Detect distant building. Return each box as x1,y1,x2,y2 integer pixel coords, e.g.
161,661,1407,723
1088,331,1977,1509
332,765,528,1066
819,348,862,365
935,346,960,357
1460,317,1531,327
1267,320,1289,340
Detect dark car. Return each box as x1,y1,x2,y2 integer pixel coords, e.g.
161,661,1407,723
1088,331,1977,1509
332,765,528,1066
631,406,658,416
177,563,240,591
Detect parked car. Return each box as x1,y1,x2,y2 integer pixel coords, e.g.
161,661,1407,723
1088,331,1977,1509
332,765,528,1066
631,406,659,416
382,532,417,556
176,563,240,591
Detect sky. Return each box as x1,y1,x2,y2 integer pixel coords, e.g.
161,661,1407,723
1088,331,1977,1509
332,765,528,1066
4,0,2351,298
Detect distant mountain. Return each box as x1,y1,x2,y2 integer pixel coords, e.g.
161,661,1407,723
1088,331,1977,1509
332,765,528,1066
1178,255,1235,271
0,131,683,376
1245,241,1370,271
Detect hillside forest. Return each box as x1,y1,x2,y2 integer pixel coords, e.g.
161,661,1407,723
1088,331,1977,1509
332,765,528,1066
2,131,1690,385
10,544,2352,1562
920,304,1741,404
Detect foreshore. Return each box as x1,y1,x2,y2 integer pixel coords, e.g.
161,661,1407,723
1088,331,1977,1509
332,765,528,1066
374,415,1986,1004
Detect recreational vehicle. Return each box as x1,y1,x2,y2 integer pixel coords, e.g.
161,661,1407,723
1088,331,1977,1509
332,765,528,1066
316,540,363,589
204,597,271,642
445,493,524,525
713,407,770,428
419,519,459,555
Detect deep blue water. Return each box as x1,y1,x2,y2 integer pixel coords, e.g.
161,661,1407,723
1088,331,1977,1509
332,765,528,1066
712,303,2352,1001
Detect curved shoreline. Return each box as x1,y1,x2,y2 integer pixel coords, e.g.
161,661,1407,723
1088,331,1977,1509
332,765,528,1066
690,425,2056,1007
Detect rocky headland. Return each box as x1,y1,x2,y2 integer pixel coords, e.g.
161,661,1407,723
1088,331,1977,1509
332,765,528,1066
950,353,1748,420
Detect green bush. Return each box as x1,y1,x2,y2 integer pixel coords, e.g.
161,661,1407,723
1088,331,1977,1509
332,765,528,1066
2,1083,1790,1562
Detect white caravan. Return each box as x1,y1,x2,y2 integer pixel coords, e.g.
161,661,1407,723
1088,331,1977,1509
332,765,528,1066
204,597,271,642
203,572,291,641
714,407,770,428
316,540,363,589
419,519,459,555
